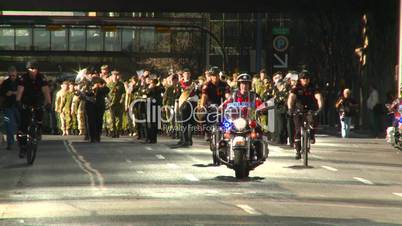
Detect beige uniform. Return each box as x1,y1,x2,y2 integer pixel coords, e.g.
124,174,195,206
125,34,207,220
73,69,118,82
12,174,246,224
72,95,86,135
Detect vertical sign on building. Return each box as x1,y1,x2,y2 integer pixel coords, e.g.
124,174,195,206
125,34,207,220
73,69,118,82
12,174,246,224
272,27,289,72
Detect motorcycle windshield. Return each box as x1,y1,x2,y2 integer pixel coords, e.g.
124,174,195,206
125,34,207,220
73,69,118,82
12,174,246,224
223,101,255,122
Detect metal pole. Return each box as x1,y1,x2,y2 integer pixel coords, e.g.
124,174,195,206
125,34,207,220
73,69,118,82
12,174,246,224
256,13,262,72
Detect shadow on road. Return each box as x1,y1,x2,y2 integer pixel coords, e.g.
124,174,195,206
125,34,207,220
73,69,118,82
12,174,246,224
2,163,28,169
213,176,265,182
192,163,219,168
285,165,315,170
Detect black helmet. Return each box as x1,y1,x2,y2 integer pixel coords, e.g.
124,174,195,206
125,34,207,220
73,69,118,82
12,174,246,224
26,61,39,69
299,70,311,79
208,66,220,76
237,73,252,83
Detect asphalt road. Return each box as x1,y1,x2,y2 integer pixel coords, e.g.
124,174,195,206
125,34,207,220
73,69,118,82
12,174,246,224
1,134,402,226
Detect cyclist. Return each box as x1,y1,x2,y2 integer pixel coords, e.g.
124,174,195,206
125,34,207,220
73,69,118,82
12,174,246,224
15,61,52,158
198,66,231,140
287,70,323,160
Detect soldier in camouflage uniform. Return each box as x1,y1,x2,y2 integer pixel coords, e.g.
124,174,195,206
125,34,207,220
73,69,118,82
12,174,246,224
124,75,139,136
252,69,273,132
63,82,75,135
55,81,69,135
133,72,149,140
106,71,126,138
72,83,86,136
272,73,290,144
162,74,181,138
68,82,78,135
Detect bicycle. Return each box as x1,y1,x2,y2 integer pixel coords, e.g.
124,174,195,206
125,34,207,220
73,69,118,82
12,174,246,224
18,105,43,165
295,110,315,167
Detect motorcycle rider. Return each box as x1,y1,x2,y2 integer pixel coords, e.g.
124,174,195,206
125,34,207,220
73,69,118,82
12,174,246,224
287,70,323,160
220,73,266,165
222,73,263,118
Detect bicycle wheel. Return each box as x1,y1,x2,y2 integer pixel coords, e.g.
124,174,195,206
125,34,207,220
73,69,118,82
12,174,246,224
303,129,309,167
26,136,38,165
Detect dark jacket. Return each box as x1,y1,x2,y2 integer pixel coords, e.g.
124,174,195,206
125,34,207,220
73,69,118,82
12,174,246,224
0,78,18,108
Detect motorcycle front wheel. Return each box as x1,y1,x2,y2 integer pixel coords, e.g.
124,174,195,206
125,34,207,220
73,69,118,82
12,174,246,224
234,149,249,179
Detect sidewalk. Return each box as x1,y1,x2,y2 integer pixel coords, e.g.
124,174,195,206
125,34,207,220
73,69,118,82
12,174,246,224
316,125,374,139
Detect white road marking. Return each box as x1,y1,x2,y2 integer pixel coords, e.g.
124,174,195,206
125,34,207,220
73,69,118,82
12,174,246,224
64,141,96,187
136,171,144,174
156,154,166,160
146,147,153,151
125,159,132,163
175,149,184,153
393,193,402,197
184,174,200,182
353,177,374,185
268,146,283,153
167,163,179,169
315,134,329,137
236,204,262,215
321,166,338,172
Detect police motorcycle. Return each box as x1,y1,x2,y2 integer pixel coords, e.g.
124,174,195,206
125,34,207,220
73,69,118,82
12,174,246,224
386,99,402,149
210,92,270,179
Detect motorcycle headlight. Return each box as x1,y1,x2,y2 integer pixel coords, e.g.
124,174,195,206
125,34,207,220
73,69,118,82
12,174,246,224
233,118,247,131
232,136,246,146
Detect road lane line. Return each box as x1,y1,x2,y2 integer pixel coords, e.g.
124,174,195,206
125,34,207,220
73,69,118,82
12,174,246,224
66,141,106,190
146,146,153,151
136,171,144,174
184,174,200,182
236,204,262,215
353,177,374,185
167,163,179,169
156,154,166,160
175,149,184,153
126,159,132,163
63,141,95,187
321,166,338,172
393,193,402,197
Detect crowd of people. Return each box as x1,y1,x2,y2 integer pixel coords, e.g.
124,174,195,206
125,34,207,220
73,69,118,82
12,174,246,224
0,61,372,160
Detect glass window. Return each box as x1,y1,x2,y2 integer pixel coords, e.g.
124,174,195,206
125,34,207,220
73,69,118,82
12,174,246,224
105,30,121,51
224,13,238,20
122,29,137,52
172,31,190,53
210,13,223,20
239,13,251,20
139,28,155,52
155,32,170,53
33,28,50,51
69,28,85,51
210,22,223,53
15,28,32,50
240,22,255,48
0,27,15,50
224,21,239,47
87,28,102,51
51,30,67,51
